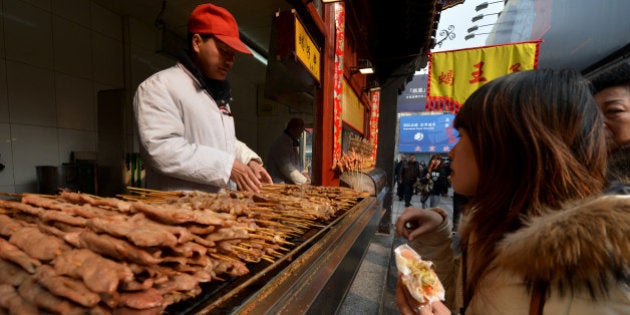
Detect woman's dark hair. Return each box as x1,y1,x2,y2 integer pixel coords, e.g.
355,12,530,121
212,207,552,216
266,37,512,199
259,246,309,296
453,69,607,302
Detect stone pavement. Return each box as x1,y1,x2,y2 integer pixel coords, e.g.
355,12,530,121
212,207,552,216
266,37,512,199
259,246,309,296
338,189,454,315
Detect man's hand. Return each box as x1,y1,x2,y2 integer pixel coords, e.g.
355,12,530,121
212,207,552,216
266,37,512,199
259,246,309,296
248,160,273,184
301,171,311,184
231,160,263,192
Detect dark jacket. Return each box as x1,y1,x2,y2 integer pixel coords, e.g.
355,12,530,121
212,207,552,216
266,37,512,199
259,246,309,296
400,160,420,183
424,163,450,195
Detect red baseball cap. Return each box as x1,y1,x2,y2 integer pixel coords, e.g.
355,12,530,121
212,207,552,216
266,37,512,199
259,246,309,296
187,3,251,55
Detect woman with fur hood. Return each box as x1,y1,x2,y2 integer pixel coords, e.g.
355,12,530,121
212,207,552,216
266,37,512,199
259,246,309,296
395,69,630,314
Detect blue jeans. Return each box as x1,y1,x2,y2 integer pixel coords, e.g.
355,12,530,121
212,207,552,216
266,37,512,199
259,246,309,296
429,194,441,208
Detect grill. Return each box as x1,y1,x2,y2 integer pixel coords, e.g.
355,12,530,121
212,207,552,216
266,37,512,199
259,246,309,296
167,194,384,314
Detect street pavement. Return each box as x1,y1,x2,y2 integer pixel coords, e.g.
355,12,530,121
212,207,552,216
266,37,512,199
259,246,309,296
338,188,454,315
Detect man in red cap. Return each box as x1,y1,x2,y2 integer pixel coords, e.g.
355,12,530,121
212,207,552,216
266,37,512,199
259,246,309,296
133,3,272,193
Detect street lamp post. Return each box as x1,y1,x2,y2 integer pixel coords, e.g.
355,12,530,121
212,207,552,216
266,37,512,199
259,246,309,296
464,32,492,41
435,25,456,48
467,23,496,33
475,0,504,11
471,12,500,22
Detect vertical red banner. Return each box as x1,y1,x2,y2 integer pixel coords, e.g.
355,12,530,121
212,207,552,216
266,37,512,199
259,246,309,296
369,90,380,164
332,3,344,167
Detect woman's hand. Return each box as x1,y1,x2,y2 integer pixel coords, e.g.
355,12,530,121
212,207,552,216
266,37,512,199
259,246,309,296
396,275,450,315
395,207,444,242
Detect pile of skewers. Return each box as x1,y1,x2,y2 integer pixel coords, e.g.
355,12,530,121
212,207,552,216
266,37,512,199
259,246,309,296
0,184,365,314
332,149,375,173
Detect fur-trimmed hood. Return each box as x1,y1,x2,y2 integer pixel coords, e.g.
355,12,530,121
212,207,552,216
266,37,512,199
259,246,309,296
495,194,630,296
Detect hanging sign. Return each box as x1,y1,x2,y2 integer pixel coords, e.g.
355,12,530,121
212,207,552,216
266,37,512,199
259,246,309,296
427,41,540,112
341,78,364,134
369,90,380,162
294,16,321,82
399,114,458,153
333,3,345,164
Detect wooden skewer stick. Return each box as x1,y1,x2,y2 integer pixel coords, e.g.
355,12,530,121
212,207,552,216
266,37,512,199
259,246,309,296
210,253,240,263
261,255,275,263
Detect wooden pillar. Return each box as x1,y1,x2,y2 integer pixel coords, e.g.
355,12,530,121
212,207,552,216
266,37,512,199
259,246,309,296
376,78,405,233
313,3,338,186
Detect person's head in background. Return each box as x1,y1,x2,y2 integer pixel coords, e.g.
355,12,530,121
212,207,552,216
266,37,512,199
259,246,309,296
428,154,442,170
399,154,407,162
285,118,305,142
409,155,416,163
591,62,630,152
186,3,252,80
450,69,607,297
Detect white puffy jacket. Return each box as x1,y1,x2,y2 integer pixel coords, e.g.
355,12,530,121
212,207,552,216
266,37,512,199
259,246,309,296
133,63,262,192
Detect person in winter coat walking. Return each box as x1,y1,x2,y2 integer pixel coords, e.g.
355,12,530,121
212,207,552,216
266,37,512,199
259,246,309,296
421,154,450,208
395,69,630,314
395,154,407,201
399,155,420,207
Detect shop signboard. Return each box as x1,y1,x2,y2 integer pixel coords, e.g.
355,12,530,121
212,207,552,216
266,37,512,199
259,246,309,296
398,114,458,153
294,16,321,82
341,78,364,134
397,74,427,113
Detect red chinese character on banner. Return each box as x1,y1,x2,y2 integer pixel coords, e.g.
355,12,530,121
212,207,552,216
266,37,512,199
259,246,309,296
439,70,454,86
509,63,521,72
469,61,487,84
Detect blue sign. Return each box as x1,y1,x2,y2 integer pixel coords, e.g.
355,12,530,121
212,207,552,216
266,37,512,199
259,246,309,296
399,114,458,153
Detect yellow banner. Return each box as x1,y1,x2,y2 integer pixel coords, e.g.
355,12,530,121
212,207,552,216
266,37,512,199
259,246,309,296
341,78,364,134
429,41,540,107
295,16,321,82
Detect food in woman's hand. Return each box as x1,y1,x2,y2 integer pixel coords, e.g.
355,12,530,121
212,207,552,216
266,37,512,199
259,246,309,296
395,244,445,304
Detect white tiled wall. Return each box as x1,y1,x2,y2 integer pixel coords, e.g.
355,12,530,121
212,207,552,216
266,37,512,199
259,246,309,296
4,0,54,69
0,62,9,123
6,60,56,126
0,0,262,194
55,73,96,131
53,15,92,79
11,124,59,189
0,123,14,187
0,0,125,193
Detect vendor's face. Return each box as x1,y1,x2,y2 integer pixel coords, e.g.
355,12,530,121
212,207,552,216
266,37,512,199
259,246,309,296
192,35,236,80
448,129,478,196
595,85,630,150
290,125,305,140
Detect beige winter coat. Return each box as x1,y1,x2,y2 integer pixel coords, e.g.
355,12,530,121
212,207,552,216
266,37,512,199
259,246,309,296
411,194,630,314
